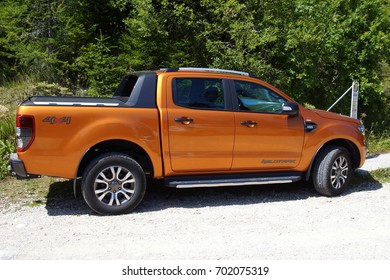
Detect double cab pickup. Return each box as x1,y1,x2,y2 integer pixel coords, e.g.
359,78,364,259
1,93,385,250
9,68,366,214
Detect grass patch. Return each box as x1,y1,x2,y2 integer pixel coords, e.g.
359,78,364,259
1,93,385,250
0,176,72,212
353,168,390,185
367,132,390,155
370,168,390,183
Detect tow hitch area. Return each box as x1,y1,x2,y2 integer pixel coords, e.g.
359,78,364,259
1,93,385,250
8,153,41,179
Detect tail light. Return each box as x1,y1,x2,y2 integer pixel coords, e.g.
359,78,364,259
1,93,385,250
16,114,35,152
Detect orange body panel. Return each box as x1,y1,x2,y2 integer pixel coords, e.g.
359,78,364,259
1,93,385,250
17,106,162,178
157,71,365,176
16,69,366,180
297,107,366,169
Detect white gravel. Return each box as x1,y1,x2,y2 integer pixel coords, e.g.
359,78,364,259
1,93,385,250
359,153,390,171
0,154,389,260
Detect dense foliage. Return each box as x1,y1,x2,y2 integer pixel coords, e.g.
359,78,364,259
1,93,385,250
0,0,389,130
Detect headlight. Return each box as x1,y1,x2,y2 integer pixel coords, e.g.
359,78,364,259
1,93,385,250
358,125,365,135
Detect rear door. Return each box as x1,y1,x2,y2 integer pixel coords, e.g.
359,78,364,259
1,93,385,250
231,79,305,170
166,76,235,172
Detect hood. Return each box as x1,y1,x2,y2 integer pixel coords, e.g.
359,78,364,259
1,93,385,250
310,109,360,124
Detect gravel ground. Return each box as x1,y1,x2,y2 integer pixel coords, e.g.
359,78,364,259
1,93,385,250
0,154,389,260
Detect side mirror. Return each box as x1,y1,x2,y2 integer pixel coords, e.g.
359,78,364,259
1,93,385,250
282,102,299,116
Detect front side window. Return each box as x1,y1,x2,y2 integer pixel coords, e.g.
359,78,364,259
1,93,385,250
173,78,225,109
234,80,286,113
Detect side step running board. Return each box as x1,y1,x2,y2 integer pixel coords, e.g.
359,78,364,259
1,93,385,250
165,173,302,189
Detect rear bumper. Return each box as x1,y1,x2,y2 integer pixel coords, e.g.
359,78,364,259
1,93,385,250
8,153,40,179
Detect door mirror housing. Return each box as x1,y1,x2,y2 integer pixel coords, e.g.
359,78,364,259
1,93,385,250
282,102,299,116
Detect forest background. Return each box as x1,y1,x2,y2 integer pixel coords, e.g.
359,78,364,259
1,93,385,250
0,0,389,177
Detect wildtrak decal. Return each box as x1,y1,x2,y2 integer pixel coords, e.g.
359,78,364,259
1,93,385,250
42,116,72,125
261,159,296,164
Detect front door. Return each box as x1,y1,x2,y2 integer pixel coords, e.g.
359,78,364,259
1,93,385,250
232,79,304,170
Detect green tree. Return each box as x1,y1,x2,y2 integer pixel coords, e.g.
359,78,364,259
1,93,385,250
120,0,208,69
73,33,130,96
0,0,388,130
201,0,389,129
0,0,132,89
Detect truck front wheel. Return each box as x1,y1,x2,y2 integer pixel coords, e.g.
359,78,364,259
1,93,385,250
81,153,146,215
312,146,352,196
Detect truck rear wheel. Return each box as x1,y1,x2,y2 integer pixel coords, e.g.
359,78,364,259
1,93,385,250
312,146,352,196
81,153,146,215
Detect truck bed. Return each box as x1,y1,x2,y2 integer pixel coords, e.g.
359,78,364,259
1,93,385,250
25,96,125,107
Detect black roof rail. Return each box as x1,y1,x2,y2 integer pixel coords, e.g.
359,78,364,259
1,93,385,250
162,67,259,78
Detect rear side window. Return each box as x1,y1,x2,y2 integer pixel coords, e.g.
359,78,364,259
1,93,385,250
173,78,225,109
114,73,157,108
114,75,138,101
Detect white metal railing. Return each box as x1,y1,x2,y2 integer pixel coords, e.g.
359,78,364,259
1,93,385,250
327,81,359,119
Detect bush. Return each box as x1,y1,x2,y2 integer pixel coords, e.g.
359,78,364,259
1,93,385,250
367,130,390,155
0,80,73,107
0,107,15,179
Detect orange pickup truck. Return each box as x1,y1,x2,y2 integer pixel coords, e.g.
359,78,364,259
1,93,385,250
9,68,366,215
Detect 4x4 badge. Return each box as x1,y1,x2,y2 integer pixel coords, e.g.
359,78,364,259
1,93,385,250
42,116,71,125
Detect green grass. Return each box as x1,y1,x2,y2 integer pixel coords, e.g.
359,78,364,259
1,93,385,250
367,135,390,155
0,176,73,212
370,168,390,183
352,167,390,186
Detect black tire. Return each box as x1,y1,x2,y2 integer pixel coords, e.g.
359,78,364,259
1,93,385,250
81,153,146,215
312,146,352,196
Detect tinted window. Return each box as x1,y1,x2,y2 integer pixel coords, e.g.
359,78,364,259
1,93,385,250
234,80,286,113
173,78,225,109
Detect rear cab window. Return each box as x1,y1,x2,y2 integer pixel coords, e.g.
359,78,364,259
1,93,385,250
114,72,157,108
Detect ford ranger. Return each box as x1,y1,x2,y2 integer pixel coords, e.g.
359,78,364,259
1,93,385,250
9,68,366,215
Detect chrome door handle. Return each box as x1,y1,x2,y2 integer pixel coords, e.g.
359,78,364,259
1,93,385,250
240,121,258,128
175,117,193,125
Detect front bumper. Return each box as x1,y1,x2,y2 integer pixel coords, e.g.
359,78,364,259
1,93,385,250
8,153,40,179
